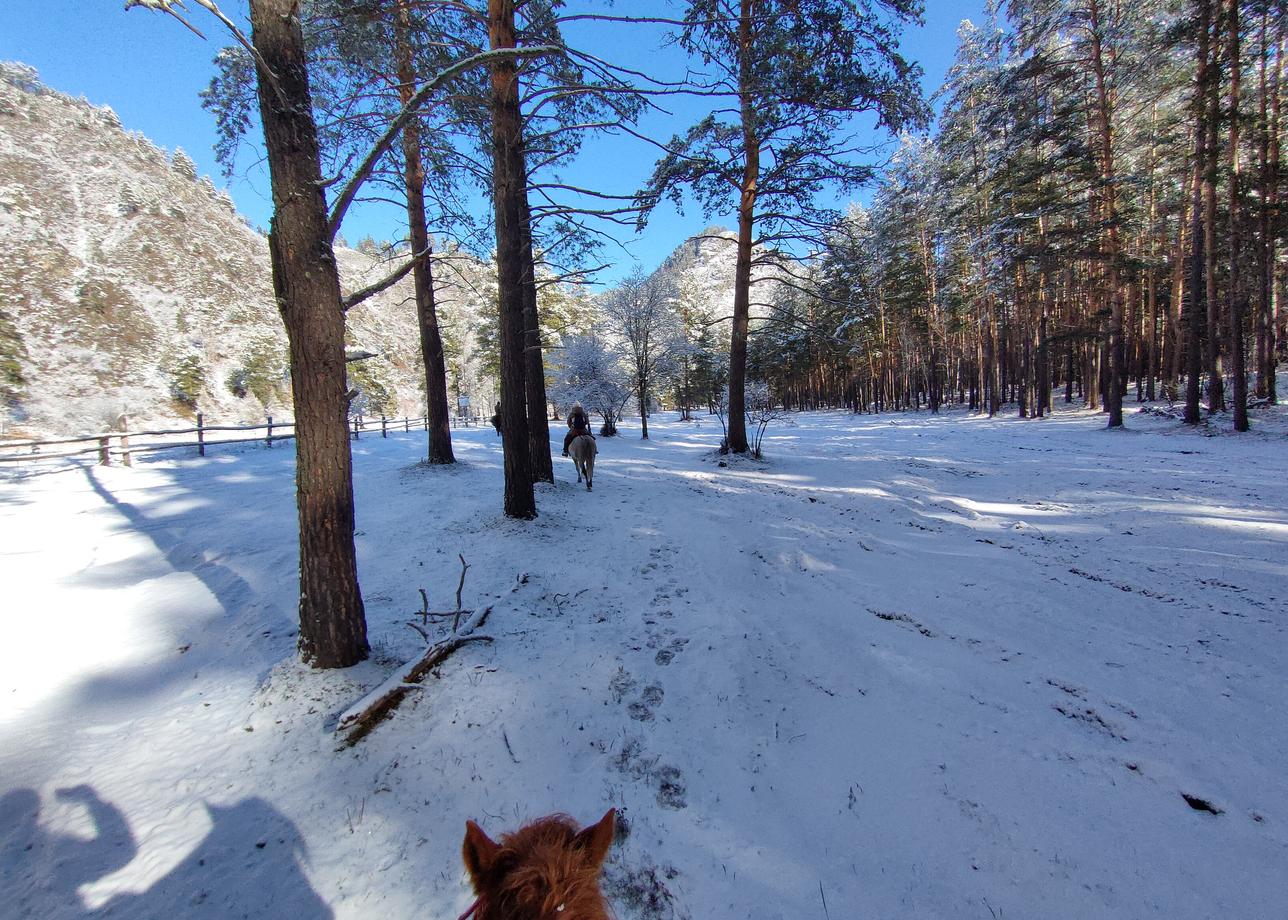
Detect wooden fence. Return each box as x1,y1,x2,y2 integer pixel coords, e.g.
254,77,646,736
0,412,489,467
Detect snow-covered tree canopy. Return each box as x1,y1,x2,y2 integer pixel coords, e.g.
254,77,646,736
550,334,632,422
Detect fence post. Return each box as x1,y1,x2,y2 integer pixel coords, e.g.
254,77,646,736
266,415,273,447
381,415,387,438
119,414,131,467
197,412,205,457
404,417,409,432
98,436,110,465
353,416,360,440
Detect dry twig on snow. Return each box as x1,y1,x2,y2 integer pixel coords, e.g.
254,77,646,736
339,555,491,746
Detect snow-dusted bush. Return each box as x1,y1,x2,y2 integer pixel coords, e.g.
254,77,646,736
0,307,26,408
347,359,396,418
79,396,132,433
169,354,205,410
98,105,120,129
233,336,289,407
743,380,787,459
129,131,162,160
0,62,42,94
551,335,632,436
225,368,249,399
712,386,731,452
118,183,142,217
171,148,198,181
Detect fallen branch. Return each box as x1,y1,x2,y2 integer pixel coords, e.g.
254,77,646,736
338,604,494,747
454,554,471,630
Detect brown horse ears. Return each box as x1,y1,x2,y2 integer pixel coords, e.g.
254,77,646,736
463,819,501,882
573,808,616,868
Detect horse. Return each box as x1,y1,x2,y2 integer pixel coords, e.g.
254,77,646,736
461,809,616,920
568,433,596,491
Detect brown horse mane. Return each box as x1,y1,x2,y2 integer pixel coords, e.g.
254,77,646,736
463,810,615,920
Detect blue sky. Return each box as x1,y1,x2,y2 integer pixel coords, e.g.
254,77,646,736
2,0,986,285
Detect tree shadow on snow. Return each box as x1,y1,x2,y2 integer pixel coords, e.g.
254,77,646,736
54,465,294,710
0,785,332,919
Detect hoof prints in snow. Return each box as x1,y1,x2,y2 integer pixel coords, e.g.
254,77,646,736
609,666,637,704
625,682,664,721
602,552,693,810
869,607,936,638
1068,566,1179,602
613,736,688,810
1053,703,1129,741
603,860,685,920
649,634,688,666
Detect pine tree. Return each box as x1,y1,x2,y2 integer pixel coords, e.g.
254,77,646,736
638,0,927,452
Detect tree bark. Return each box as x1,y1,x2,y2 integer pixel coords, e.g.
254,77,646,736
1205,3,1225,414
727,0,757,454
489,0,536,518
1186,0,1213,425
1227,0,1248,430
1165,196,1187,400
251,0,367,667
1256,16,1282,403
1089,0,1125,428
395,0,455,463
518,181,553,481
638,375,650,439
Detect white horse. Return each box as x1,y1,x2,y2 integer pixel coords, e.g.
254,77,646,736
569,434,597,491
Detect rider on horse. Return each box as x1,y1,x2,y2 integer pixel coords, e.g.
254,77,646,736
562,401,594,456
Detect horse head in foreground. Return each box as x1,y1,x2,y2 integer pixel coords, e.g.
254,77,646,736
569,434,596,491
461,809,616,920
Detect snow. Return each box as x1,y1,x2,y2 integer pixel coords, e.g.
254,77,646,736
2,405,1286,919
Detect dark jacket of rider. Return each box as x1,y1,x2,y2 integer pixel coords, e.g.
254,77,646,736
563,404,593,454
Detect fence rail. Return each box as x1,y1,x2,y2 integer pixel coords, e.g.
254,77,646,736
0,411,490,467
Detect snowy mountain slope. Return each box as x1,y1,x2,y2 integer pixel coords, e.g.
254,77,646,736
647,224,786,333
0,63,496,437
2,404,1284,919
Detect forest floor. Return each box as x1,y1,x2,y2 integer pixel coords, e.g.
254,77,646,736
2,401,1285,919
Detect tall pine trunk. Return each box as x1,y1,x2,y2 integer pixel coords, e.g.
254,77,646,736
488,0,536,518
250,0,367,667
1186,0,1213,424
395,0,454,463
1090,0,1125,427
1205,4,1225,414
518,182,553,481
1227,0,1248,430
726,0,757,454
1256,16,1282,403
1165,202,1186,399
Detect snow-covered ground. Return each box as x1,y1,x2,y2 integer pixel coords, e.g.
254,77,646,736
2,406,1285,919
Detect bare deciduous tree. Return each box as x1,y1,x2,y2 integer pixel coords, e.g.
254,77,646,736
599,269,680,439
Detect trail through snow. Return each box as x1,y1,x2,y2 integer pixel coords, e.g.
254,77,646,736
2,407,1285,919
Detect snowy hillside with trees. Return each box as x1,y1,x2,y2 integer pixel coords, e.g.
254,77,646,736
0,63,506,436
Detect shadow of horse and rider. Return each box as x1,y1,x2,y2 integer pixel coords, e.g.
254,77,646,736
0,785,332,918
